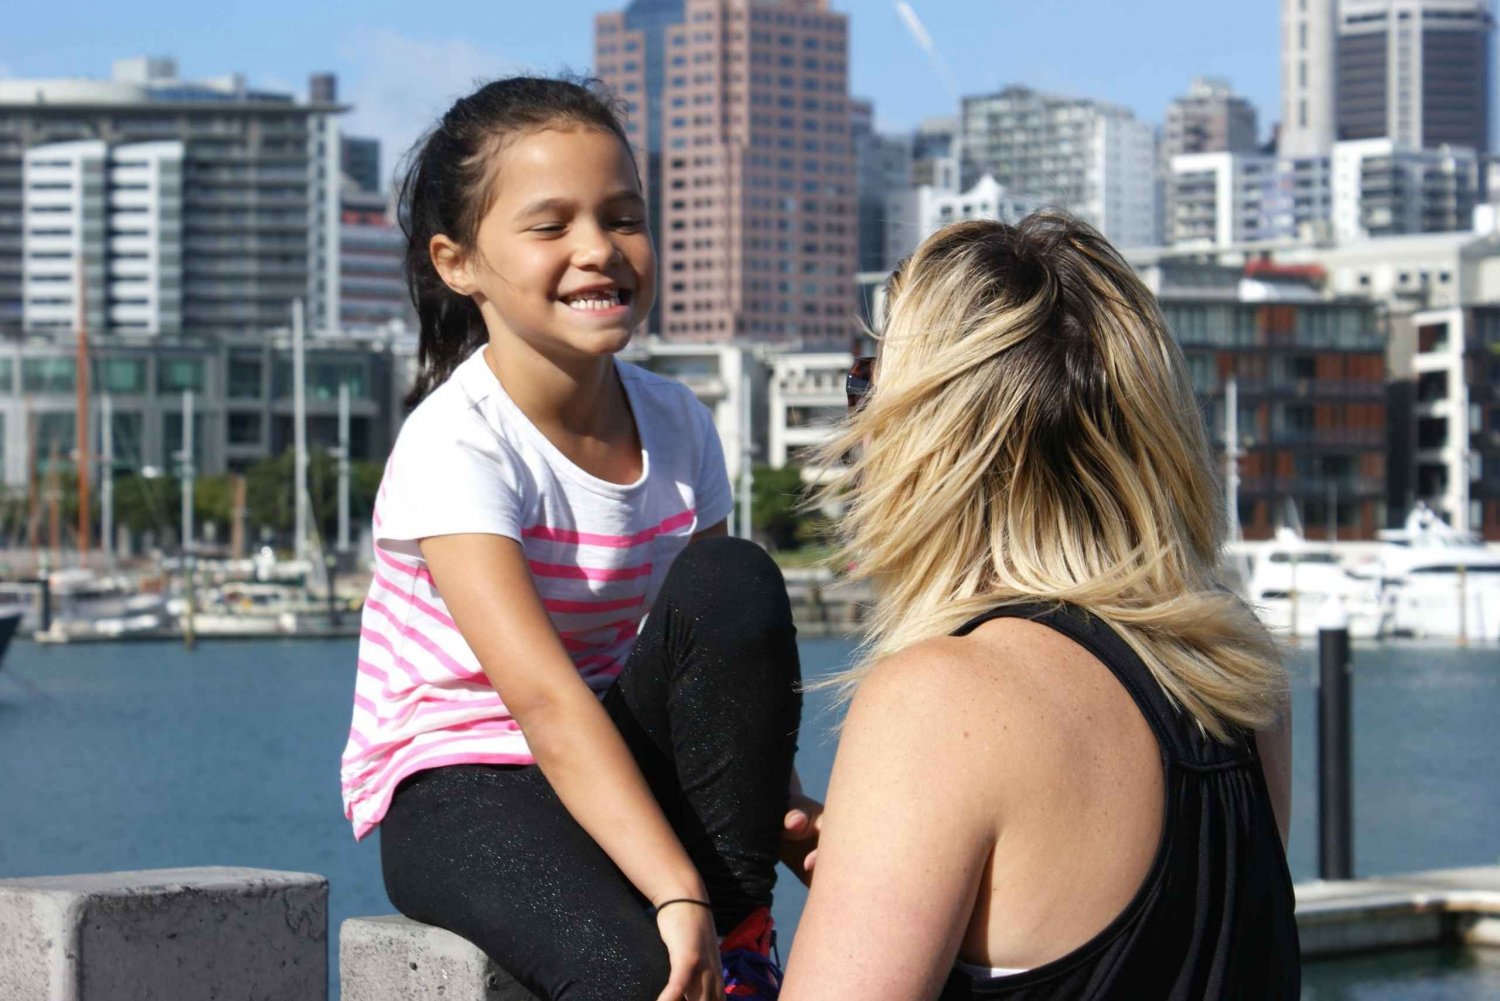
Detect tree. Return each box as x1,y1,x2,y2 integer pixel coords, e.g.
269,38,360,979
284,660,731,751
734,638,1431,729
751,464,808,550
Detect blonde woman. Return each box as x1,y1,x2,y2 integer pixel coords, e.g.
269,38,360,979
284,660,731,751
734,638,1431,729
778,214,1298,1000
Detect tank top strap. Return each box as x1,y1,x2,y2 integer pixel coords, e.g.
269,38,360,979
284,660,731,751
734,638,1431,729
952,602,1252,768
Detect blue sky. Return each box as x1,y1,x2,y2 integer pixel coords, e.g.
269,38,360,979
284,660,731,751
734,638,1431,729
0,0,1439,187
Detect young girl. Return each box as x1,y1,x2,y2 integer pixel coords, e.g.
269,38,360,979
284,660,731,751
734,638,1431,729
339,77,800,1001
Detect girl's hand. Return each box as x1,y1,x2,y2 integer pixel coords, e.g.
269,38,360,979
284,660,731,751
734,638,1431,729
653,901,723,1001
780,792,825,887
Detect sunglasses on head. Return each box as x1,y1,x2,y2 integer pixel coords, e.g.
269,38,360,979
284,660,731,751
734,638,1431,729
846,355,874,411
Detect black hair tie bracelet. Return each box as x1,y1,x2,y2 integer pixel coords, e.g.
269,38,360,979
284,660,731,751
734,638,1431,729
651,898,713,918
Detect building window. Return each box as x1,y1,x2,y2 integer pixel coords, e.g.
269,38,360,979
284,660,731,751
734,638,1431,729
158,358,205,394
22,357,75,393
97,358,146,395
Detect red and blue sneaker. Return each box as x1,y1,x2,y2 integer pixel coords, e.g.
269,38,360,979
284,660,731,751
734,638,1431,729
721,906,782,999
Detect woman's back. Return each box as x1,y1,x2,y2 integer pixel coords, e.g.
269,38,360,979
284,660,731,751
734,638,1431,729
938,604,1299,999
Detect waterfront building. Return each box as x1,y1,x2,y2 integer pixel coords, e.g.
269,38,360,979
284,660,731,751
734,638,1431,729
1337,0,1493,154
1330,138,1479,242
1167,152,1333,248
1281,0,1339,157
1132,227,1500,312
1397,305,1500,537
884,174,1047,267
766,350,848,482
959,86,1158,248
1156,268,1388,540
0,329,409,490
594,0,857,346
0,57,345,339
1164,77,1260,159
852,98,912,274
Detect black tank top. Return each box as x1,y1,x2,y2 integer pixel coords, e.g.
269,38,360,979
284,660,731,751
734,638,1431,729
937,603,1300,1000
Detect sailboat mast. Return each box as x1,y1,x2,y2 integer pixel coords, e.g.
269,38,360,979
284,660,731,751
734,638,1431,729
336,380,349,553
101,392,114,568
293,299,308,563
74,255,91,562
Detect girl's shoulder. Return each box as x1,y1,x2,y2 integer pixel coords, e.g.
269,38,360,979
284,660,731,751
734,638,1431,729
617,360,715,437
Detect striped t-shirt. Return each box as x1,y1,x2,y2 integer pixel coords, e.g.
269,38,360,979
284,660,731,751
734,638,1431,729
340,349,733,839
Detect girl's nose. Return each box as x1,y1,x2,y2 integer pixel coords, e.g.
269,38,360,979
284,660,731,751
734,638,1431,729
575,231,622,269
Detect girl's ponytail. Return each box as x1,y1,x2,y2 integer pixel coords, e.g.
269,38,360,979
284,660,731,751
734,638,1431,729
396,76,636,410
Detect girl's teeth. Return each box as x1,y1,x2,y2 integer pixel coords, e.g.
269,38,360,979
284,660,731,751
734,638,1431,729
567,294,620,310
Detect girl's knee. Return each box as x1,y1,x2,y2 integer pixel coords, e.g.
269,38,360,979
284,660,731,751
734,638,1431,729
665,537,792,631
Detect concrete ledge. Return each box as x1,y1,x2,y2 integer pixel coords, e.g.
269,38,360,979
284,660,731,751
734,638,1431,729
0,866,327,1001
340,915,540,1001
1295,865,1500,958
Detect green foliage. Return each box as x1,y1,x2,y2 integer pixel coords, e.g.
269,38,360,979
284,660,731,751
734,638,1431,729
751,464,808,551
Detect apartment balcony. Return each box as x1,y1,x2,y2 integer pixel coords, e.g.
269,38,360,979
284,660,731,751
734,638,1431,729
1236,475,1385,498
1268,428,1385,447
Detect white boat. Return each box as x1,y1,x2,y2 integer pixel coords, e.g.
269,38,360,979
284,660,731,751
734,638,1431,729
1244,529,1388,639
1349,505,1500,642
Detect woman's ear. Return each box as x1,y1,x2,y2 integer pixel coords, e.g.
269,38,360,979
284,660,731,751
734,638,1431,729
430,234,474,296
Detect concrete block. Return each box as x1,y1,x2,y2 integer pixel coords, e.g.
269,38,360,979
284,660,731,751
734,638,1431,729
0,867,327,1001
340,915,539,1001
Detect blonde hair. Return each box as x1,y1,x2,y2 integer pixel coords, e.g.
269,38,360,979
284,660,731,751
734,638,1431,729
815,213,1284,740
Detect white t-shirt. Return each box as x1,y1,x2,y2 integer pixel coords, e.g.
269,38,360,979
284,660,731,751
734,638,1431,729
340,348,733,839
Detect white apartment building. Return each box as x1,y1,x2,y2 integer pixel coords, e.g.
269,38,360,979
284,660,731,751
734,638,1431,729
1330,138,1479,242
1167,152,1332,248
0,57,344,339
960,86,1159,248
883,175,1047,267
22,140,185,336
767,352,849,483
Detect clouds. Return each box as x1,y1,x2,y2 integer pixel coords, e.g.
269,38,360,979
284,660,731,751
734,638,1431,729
337,27,527,190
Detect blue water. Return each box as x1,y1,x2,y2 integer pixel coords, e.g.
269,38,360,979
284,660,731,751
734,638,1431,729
0,635,1497,998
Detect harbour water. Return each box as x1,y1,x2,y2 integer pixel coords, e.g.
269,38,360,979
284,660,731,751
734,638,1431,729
0,634,1497,998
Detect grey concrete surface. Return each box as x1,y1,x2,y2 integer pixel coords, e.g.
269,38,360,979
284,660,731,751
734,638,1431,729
340,915,540,1001
0,866,327,1001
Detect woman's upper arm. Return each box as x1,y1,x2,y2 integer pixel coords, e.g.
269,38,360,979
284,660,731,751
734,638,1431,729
418,533,593,720
780,646,996,1001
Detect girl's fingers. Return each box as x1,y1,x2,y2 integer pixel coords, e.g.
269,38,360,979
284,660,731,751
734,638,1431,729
805,847,819,872
784,809,808,833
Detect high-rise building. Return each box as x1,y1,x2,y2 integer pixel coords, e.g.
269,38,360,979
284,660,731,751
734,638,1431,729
341,136,383,195
960,86,1159,248
1337,0,1494,153
852,98,912,273
595,0,856,345
1280,0,1339,156
0,57,345,338
1164,77,1260,159
911,115,958,189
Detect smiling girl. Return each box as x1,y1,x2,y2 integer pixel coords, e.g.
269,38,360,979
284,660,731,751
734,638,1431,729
339,77,799,1001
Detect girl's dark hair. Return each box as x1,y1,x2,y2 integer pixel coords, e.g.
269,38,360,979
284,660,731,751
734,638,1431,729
399,76,635,409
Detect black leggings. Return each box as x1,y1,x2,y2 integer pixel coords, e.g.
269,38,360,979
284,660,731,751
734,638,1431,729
379,536,803,1001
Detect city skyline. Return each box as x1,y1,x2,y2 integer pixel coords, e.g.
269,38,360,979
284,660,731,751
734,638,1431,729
4,0,1302,190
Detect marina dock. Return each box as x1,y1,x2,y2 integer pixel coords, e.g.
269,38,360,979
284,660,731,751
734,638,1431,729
1298,865,1500,958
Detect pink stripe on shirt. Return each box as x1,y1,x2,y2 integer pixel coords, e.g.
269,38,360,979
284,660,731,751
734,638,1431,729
528,560,652,582
522,507,696,548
